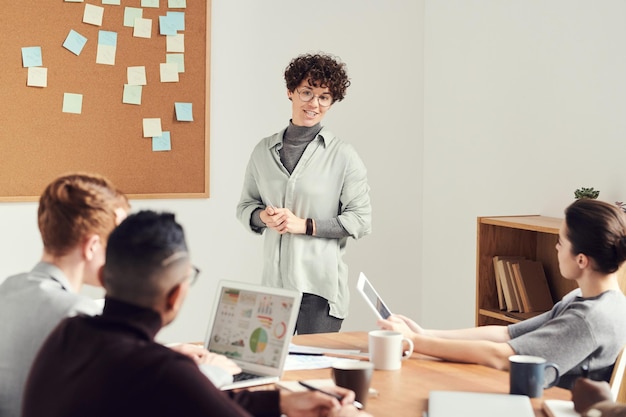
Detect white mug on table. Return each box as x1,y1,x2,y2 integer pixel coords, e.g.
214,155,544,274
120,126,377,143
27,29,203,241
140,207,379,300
368,330,414,370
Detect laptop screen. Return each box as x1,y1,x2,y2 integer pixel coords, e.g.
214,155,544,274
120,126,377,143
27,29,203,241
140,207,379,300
204,281,301,372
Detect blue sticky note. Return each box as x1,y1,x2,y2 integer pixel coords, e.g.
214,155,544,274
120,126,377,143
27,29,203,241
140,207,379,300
63,30,88,56
152,131,171,151
159,15,177,35
166,11,185,31
21,46,42,67
98,30,117,46
175,102,193,121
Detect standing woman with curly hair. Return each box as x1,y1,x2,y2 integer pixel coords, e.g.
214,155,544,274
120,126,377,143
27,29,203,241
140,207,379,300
237,52,372,334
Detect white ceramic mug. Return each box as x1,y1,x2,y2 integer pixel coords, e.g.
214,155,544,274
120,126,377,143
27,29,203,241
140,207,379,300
368,330,414,370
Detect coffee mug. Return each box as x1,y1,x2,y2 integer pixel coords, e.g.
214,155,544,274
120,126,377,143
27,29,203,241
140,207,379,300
368,330,414,370
331,360,375,407
509,355,560,398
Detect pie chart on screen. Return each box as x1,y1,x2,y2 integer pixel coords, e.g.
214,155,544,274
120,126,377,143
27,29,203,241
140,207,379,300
249,328,268,353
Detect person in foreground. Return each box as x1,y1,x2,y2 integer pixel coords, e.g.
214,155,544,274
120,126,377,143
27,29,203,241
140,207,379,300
378,198,626,389
0,173,130,417
23,210,370,417
0,174,238,417
237,52,372,334
572,377,625,417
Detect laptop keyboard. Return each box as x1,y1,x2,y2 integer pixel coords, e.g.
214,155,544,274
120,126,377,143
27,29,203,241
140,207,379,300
233,371,261,382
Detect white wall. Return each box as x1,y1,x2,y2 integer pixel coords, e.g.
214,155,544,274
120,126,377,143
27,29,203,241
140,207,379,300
0,0,424,344
4,0,625,344
422,0,626,328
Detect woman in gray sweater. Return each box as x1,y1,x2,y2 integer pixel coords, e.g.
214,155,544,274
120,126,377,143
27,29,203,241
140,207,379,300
378,198,626,388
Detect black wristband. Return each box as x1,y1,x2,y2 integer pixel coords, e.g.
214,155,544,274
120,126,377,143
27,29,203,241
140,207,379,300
305,218,313,235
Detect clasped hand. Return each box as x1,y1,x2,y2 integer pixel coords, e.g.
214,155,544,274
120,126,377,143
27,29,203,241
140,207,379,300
262,206,306,235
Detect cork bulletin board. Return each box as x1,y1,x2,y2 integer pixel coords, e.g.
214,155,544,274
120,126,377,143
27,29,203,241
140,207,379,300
0,0,209,201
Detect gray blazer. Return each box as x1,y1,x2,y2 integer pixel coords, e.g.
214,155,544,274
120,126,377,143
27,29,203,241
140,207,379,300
0,262,101,417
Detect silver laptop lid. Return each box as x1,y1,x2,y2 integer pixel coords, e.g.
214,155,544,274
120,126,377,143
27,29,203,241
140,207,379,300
204,280,302,377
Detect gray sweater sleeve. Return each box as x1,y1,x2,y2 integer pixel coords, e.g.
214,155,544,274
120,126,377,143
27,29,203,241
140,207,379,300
250,208,266,231
315,218,350,239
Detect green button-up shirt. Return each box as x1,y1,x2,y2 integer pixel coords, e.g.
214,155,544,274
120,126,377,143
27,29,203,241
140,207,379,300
237,127,372,318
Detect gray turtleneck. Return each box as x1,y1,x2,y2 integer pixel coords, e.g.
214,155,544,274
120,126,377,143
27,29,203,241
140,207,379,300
279,122,322,174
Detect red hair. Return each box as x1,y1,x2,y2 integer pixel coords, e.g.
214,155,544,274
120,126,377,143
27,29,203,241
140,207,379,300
38,173,129,256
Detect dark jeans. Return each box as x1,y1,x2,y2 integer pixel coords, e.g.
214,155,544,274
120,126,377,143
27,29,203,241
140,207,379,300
295,293,343,334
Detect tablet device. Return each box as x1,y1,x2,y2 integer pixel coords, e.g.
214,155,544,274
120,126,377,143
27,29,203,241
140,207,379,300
356,272,392,320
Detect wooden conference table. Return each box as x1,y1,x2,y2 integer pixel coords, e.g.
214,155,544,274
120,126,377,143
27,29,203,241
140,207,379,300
279,332,571,417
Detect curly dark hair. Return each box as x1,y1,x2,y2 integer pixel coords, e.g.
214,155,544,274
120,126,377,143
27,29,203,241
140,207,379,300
284,53,351,103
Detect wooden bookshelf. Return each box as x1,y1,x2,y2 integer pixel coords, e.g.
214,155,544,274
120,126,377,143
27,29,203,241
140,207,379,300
476,215,571,325
476,215,626,326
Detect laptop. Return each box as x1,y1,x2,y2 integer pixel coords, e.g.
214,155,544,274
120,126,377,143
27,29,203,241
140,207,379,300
203,280,302,390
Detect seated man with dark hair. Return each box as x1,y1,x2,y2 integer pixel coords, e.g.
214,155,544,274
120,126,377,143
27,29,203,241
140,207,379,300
22,210,369,417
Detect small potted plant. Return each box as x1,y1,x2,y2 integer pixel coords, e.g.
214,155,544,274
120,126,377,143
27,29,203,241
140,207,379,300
574,187,600,200
573,187,626,213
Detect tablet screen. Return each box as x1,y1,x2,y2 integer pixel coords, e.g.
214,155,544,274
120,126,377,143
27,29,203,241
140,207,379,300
357,272,392,319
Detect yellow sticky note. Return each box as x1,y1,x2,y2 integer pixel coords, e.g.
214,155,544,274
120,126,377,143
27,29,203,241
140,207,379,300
143,118,162,137
27,67,48,87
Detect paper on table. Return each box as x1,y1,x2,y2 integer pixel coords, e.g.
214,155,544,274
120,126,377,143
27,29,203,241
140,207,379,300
284,354,359,371
429,391,534,417
289,343,361,355
543,400,581,417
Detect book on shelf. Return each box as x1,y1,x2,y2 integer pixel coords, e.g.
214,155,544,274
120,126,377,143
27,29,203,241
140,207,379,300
493,256,525,312
516,259,554,312
506,260,525,312
495,258,516,312
493,257,554,314
510,262,531,312
492,256,506,310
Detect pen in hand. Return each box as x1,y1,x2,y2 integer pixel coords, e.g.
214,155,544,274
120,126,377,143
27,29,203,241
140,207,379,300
298,380,363,410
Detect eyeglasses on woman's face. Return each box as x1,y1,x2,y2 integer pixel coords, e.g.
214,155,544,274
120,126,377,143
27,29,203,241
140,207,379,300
296,88,333,107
